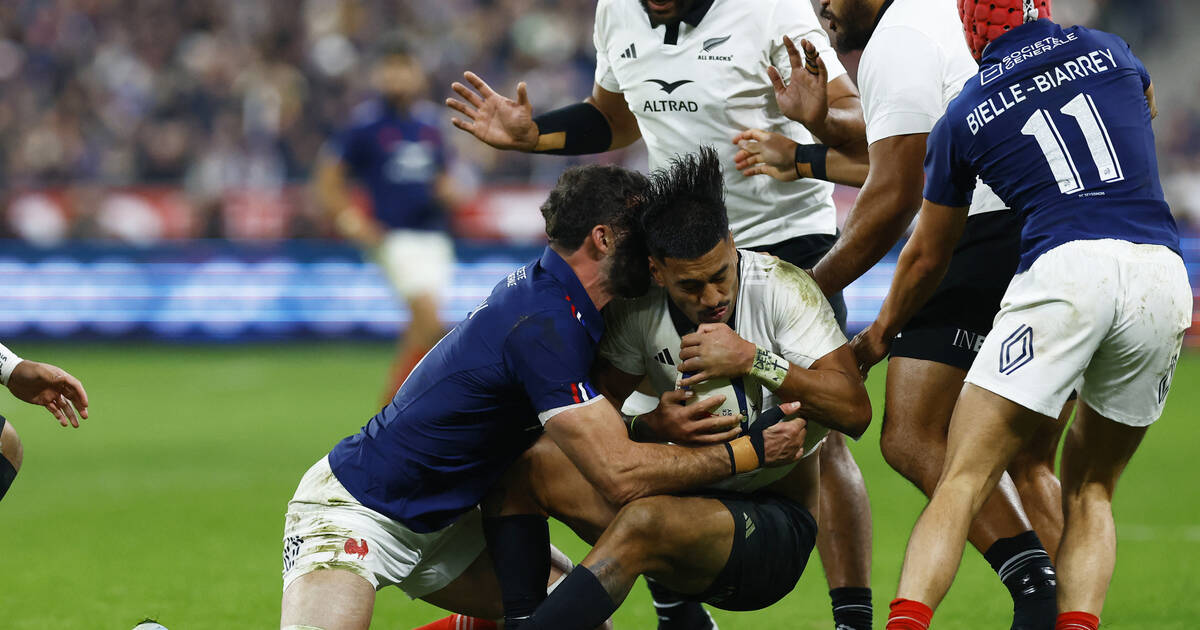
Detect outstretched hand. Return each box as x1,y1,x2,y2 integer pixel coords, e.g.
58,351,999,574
7,360,89,428
733,128,801,181
768,37,829,129
446,72,540,151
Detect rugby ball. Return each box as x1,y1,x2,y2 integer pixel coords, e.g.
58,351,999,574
681,371,754,426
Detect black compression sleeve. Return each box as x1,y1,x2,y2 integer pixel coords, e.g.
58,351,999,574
532,103,613,155
795,143,830,181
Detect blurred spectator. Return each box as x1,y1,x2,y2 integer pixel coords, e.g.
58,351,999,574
0,0,1192,240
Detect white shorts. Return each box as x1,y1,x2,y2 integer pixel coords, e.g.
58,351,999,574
966,239,1192,427
281,456,485,598
373,229,455,300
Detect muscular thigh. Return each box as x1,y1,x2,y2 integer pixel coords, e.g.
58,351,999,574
885,358,968,437
524,437,621,544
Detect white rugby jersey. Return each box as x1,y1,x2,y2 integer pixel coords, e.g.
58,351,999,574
599,250,846,492
593,0,847,247
858,0,1007,216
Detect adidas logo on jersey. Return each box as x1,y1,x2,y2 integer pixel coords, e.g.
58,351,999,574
654,348,676,366
620,43,637,59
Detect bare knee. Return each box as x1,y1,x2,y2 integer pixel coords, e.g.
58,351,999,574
879,414,943,493
604,497,673,558
1,421,22,472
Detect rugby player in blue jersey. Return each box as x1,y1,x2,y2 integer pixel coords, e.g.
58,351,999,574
279,164,810,630
316,37,460,403
849,3,1192,629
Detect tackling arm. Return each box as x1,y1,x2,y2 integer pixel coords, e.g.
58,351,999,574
763,346,871,438
810,133,928,296
544,397,803,506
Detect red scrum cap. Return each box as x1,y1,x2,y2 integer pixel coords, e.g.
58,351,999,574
958,0,1052,60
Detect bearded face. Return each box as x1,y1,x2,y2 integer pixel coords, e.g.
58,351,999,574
821,0,880,53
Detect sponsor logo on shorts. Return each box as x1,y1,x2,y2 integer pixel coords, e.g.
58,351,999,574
998,324,1034,375
283,535,303,573
952,329,987,353
344,538,370,560
1158,354,1178,404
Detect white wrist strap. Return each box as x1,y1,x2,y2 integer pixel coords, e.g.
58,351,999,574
0,343,23,387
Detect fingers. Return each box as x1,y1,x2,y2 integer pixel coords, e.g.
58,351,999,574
56,372,89,419
660,389,690,405
783,35,803,69
779,401,803,416
733,150,762,170
462,71,497,98
689,426,744,444
677,370,711,388
800,38,822,76
449,116,476,134
445,97,476,119
689,394,727,414
44,398,69,428
450,81,485,109
516,82,530,107
767,65,787,94
58,394,79,428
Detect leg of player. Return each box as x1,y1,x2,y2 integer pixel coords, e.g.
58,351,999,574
281,569,377,630
480,436,624,629
888,385,1048,629
0,416,23,501
522,455,821,630
1006,401,1070,562
817,433,874,630
1054,402,1148,625
384,291,444,402
882,359,1056,629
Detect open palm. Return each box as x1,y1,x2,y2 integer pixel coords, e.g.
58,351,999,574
446,72,539,151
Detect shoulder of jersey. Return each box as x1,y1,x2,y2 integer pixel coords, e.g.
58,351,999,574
348,99,385,126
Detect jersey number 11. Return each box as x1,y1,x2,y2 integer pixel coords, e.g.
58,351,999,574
1021,92,1125,195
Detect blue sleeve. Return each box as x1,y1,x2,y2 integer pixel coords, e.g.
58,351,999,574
504,310,601,423
922,114,977,208
1127,42,1151,90
330,125,369,176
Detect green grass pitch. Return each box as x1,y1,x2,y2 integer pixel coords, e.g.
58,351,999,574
1,343,1197,628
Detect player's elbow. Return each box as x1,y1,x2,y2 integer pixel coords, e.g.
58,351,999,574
843,389,873,440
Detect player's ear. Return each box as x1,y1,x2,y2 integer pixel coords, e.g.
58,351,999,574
590,224,614,257
648,257,666,287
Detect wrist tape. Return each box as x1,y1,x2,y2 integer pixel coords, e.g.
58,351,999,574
724,404,789,474
532,103,613,155
794,143,829,181
749,346,789,391
0,343,22,387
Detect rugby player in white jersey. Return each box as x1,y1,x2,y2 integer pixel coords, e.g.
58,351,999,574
467,148,871,630
445,1,876,626
733,1,1066,627
0,343,90,502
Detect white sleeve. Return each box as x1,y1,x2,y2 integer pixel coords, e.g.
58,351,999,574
769,262,847,368
593,0,621,92
768,0,846,83
598,299,648,377
859,25,946,145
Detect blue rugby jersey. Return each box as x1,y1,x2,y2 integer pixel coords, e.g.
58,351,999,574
329,99,447,231
923,19,1180,272
328,248,604,532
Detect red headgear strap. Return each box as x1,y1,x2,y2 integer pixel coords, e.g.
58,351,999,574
958,0,1052,60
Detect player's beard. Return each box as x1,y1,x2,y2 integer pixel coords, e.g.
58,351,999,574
822,0,878,53
604,232,652,299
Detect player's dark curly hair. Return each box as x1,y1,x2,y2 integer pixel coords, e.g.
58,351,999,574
641,146,729,260
541,164,652,297
541,164,648,251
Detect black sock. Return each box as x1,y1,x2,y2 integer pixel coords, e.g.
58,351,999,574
646,578,714,630
524,566,616,630
829,586,872,630
482,515,550,629
983,531,1057,630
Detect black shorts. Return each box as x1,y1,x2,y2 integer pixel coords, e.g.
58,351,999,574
748,233,847,333
890,211,1022,371
693,490,818,611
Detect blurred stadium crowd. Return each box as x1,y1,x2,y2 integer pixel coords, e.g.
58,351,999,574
0,0,1196,242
